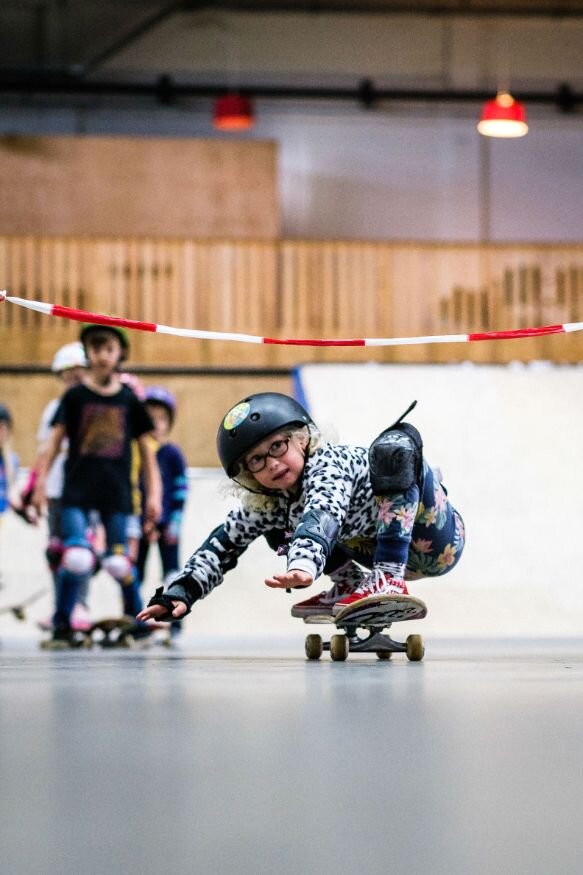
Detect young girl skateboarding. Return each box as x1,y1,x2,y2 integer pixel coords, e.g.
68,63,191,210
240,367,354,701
138,392,465,625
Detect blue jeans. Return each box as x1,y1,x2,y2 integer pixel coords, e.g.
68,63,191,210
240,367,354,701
54,507,143,630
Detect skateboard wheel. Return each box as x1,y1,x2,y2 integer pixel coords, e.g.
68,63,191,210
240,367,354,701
330,634,349,662
305,634,323,660
406,634,424,662
376,651,392,661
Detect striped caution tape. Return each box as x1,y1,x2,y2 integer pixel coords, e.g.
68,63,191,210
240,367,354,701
1,290,582,348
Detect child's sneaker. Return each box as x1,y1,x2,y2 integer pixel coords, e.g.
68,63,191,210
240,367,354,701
332,564,409,615
291,561,365,618
42,625,87,649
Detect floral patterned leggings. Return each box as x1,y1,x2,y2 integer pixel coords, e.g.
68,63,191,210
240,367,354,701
374,462,466,580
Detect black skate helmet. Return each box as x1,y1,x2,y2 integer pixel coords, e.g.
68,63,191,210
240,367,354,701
217,392,313,477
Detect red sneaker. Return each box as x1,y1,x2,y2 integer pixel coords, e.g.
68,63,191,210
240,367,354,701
291,585,350,619
291,561,366,618
332,567,408,615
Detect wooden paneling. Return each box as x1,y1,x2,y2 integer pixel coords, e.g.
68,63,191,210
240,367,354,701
0,372,292,468
0,237,582,368
0,136,278,239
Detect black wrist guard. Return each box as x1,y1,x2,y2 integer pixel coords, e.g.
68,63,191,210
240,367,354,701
146,586,190,621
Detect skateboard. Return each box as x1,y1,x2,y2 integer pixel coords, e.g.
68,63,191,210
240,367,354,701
302,594,427,662
0,588,49,622
40,616,172,650
82,616,172,649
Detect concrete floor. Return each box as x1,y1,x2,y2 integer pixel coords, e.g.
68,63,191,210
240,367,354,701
1,638,582,875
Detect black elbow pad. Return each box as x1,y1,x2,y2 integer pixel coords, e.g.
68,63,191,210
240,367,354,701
293,509,340,560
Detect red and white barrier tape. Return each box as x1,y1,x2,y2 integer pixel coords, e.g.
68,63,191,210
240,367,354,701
1,290,582,348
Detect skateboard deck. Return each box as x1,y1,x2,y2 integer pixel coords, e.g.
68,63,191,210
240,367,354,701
84,616,172,649
302,594,427,662
40,616,172,650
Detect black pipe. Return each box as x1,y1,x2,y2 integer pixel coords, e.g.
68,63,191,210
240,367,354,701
0,73,580,109
166,1,583,18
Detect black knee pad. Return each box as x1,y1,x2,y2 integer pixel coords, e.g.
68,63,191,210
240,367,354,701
369,422,423,495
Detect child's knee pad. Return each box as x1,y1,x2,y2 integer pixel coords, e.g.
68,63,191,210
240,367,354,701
102,553,133,583
62,545,95,576
369,424,423,495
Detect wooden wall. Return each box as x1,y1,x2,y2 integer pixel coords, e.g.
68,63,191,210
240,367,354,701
0,136,278,239
0,372,291,468
1,237,582,368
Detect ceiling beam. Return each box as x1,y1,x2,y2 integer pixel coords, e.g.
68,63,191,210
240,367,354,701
178,0,583,18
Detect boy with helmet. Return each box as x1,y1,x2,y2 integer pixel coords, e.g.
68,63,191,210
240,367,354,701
136,386,188,637
138,391,465,626
32,323,161,645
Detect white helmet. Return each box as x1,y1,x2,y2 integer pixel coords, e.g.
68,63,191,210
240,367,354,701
51,342,88,374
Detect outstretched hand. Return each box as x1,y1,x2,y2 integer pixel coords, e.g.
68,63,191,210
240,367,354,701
137,601,187,622
265,570,313,589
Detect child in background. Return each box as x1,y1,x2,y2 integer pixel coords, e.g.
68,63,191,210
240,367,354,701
138,392,465,626
136,386,187,638
0,403,18,529
34,342,91,629
119,372,152,566
32,323,161,645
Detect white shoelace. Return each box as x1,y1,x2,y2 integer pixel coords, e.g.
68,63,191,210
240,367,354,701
353,566,404,596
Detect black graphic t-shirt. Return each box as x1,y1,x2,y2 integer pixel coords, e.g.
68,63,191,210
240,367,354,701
53,383,154,514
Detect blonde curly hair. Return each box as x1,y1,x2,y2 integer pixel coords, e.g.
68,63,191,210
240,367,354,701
222,423,327,511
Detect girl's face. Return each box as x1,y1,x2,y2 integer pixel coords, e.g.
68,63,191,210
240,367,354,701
146,403,171,442
244,431,306,492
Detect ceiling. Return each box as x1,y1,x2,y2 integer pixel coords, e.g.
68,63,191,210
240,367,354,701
1,0,583,76
0,0,581,116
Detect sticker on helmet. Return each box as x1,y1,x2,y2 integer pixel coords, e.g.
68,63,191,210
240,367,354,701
223,402,251,430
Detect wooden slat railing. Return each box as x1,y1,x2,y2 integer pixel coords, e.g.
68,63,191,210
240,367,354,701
1,237,582,367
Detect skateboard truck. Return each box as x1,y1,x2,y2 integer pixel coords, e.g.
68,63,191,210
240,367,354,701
303,594,427,662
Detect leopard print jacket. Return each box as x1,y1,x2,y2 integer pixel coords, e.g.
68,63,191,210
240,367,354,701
167,443,397,606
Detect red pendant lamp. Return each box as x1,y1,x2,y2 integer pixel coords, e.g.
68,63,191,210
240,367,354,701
477,90,528,138
213,94,255,131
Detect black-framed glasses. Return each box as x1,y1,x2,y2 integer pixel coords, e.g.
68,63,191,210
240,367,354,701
244,438,290,473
